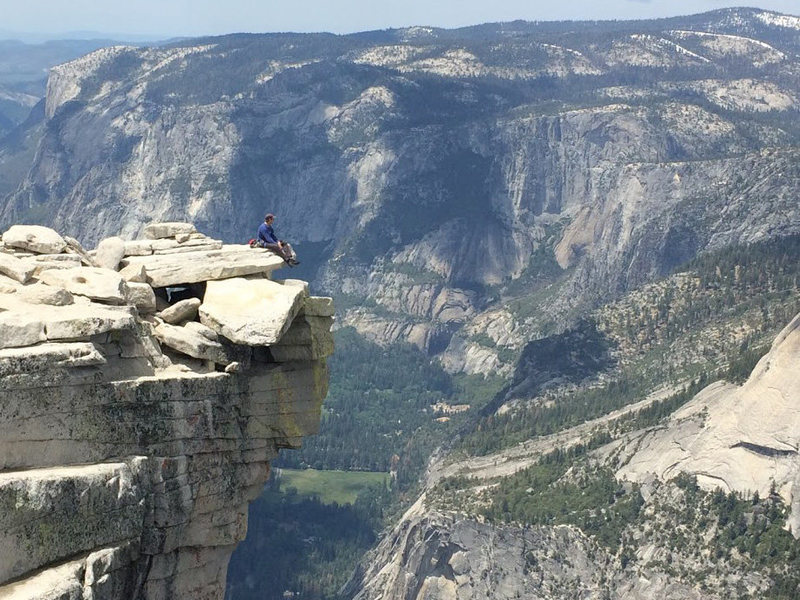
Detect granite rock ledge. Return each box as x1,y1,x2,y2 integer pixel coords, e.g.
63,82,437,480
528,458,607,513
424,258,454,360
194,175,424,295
0,224,334,600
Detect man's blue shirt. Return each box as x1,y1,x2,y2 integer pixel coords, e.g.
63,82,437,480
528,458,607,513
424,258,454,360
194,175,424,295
258,222,278,245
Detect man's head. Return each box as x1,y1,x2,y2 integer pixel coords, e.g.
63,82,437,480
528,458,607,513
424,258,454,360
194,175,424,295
265,213,275,224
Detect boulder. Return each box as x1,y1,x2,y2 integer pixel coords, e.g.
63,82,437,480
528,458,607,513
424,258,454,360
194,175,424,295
95,237,126,271
63,236,96,266
41,303,137,341
274,279,310,296
2,225,66,254
0,312,46,349
303,296,335,317
158,298,201,324
39,267,129,305
183,321,219,341
122,246,285,287
153,322,229,365
143,222,197,240
17,283,74,306
24,254,83,277
0,252,35,283
126,282,157,313
277,316,333,346
199,277,305,345
151,239,180,252
119,263,148,283
270,316,334,362
153,242,223,255
123,240,154,256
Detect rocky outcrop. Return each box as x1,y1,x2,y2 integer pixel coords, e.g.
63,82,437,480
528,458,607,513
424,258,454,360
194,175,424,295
345,507,609,600
0,224,333,600
345,501,714,600
617,312,800,532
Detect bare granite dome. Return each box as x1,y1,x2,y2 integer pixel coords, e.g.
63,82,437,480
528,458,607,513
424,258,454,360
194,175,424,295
617,312,800,532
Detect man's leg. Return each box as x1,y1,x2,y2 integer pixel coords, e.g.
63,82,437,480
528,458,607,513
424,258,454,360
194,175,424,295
264,242,292,262
282,242,296,261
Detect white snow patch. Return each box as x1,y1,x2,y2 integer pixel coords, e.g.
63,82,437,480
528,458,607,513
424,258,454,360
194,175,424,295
255,59,320,84
753,11,800,30
670,30,784,66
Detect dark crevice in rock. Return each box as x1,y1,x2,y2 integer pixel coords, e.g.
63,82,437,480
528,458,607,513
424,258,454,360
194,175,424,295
731,441,797,458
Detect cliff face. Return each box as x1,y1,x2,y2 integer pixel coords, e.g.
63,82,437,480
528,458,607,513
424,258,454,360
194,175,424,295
2,8,800,375
0,223,333,600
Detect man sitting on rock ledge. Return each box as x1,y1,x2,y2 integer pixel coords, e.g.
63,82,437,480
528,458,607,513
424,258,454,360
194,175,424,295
257,213,299,267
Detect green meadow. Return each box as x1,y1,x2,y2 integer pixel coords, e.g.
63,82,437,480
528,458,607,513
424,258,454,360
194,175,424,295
276,468,390,505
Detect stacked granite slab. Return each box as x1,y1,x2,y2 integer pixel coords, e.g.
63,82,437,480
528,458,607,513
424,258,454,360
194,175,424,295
0,223,334,600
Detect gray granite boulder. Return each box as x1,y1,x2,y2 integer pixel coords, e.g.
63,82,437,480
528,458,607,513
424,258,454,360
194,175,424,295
39,267,129,304
199,277,305,346
158,298,201,324
95,236,126,271
143,222,197,240
2,225,66,254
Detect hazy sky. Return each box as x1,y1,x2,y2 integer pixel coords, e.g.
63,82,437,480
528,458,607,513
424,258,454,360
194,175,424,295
1,0,799,38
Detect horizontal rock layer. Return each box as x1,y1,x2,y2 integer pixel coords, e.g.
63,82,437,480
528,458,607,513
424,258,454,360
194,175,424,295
0,223,334,600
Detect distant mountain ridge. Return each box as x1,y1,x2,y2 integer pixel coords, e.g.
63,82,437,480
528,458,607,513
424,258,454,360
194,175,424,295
1,7,799,376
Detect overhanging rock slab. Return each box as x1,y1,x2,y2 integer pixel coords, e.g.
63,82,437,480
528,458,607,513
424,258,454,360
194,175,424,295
122,246,285,287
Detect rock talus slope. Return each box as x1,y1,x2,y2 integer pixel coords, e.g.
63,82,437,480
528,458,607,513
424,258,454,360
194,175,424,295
0,224,334,600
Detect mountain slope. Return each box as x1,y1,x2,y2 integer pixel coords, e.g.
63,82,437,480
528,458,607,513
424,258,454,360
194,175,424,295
1,9,800,376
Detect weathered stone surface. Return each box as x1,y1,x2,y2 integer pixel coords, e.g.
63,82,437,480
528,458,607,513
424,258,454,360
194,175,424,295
0,274,19,293
0,252,35,283
0,343,106,376
619,312,800,531
143,222,197,240
270,315,334,362
158,298,201,324
0,295,137,345
122,246,285,288
124,239,155,256
0,312,45,348
45,304,138,341
183,321,219,341
63,235,96,266
2,225,66,254
153,322,229,365
26,253,82,265
0,460,147,583
0,223,333,600
39,267,129,304
153,241,224,254
275,278,310,296
95,236,126,271
127,282,157,313
200,277,305,346
17,282,74,306
119,263,148,282
303,296,335,317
